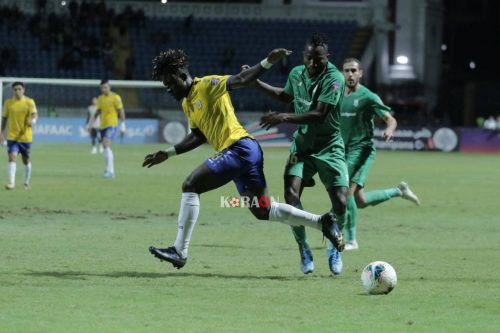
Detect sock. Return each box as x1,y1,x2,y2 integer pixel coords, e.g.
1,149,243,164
290,202,309,247
24,162,32,185
269,202,321,230
174,192,200,258
345,195,358,241
364,188,401,207
7,161,16,185
103,147,114,173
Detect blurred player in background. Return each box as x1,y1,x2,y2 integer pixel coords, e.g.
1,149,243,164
248,34,348,275
87,80,126,178
143,48,344,270
341,58,420,250
86,97,103,154
0,82,38,190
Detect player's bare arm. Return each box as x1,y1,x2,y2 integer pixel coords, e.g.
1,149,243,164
381,112,397,141
142,128,206,168
260,101,332,130
254,79,294,104
87,109,101,131
229,48,292,90
0,116,7,144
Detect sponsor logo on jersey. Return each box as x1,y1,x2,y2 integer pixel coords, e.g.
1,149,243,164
353,99,359,107
331,81,340,92
195,100,202,109
210,78,220,85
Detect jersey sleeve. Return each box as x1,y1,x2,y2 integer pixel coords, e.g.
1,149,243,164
317,72,343,107
28,98,37,115
204,75,230,100
2,101,8,118
370,93,391,118
114,95,124,110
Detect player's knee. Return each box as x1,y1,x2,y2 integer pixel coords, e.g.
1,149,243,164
355,195,367,208
250,207,269,220
182,177,198,193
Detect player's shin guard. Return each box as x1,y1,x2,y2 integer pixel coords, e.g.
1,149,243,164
174,192,200,258
7,161,16,185
269,202,321,230
346,195,358,241
363,188,401,206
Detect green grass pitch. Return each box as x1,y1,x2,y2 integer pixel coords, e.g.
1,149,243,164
0,144,499,333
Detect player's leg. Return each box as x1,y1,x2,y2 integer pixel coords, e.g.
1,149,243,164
230,139,343,251
5,141,18,190
283,175,314,274
20,143,32,189
101,127,116,177
345,182,360,250
90,128,98,154
316,152,349,274
354,150,420,208
149,149,244,269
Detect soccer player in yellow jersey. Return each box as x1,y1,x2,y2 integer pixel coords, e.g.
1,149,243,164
0,82,38,190
87,80,126,178
143,48,344,269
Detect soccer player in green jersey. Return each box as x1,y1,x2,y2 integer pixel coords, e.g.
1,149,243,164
341,58,420,251
251,34,348,275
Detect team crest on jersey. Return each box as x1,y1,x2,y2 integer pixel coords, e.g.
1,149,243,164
331,81,340,92
210,78,220,85
353,99,359,107
194,100,202,109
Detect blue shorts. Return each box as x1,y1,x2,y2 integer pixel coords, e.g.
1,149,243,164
7,140,32,157
204,137,267,194
100,126,117,140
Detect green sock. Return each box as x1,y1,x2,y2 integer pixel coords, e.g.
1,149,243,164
345,195,357,241
327,210,347,250
290,202,309,247
364,188,401,207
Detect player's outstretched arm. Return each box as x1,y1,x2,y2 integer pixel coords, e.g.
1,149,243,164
260,102,332,130
381,112,397,141
142,128,207,168
228,48,292,90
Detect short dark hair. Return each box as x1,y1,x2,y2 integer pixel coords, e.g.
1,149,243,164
343,58,362,69
152,49,189,81
100,79,109,85
12,81,24,88
307,33,329,50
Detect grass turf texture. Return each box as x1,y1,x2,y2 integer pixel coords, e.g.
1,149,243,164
0,144,499,333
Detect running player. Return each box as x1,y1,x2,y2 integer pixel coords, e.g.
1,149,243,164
143,48,344,270
0,82,37,190
245,33,348,275
341,58,420,250
87,80,126,178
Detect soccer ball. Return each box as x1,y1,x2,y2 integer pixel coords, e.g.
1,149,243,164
361,261,397,295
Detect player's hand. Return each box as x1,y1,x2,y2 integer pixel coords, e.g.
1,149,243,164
260,111,285,130
266,48,292,64
142,150,168,168
382,128,394,141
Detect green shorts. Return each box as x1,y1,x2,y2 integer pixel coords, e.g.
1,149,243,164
345,145,376,188
284,142,349,189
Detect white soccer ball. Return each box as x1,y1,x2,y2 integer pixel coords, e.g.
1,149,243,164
361,261,397,295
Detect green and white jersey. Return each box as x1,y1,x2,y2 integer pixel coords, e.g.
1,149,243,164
284,62,345,154
340,85,391,148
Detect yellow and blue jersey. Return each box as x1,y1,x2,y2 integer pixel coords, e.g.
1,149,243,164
181,75,250,152
97,92,123,128
2,96,37,143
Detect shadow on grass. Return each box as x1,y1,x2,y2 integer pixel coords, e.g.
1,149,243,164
21,270,314,281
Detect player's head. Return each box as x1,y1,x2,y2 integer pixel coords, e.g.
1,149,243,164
152,49,192,101
12,82,25,99
342,58,363,89
100,79,111,95
303,33,329,78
